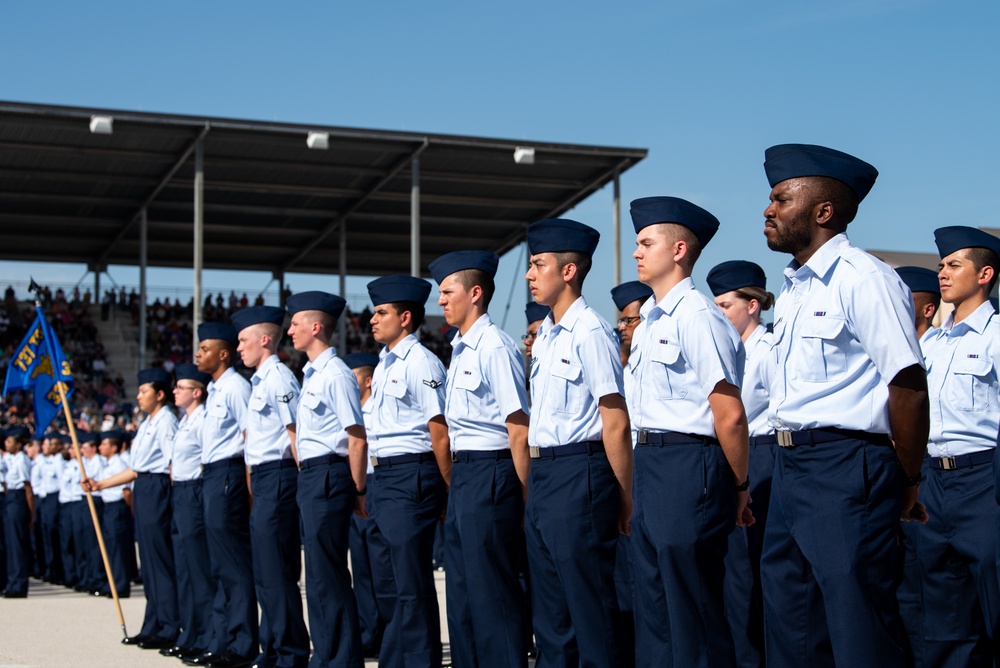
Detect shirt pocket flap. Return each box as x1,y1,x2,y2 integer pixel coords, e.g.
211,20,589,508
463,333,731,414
249,394,267,412
953,357,993,377
454,371,481,391
650,342,682,365
800,316,846,340
384,379,408,398
301,392,322,410
209,403,228,419
550,361,582,382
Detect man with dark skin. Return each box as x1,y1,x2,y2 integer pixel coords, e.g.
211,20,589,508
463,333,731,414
760,144,929,668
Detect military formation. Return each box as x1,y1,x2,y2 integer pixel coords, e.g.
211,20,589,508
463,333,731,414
3,142,1000,668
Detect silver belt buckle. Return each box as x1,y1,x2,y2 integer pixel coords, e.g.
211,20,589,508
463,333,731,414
776,431,795,448
637,429,649,445
529,446,540,459
370,456,379,468
940,456,957,470
451,451,458,463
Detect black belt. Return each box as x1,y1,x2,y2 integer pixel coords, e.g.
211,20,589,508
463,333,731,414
452,449,513,463
930,450,993,471
135,471,169,478
370,451,435,468
203,455,245,472
300,453,347,470
250,458,297,475
750,435,777,447
529,441,604,459
774,428,892,448
172,479,201,487
636,430,718,446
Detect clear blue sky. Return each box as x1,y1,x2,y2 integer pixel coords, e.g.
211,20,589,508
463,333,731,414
2,0,997,335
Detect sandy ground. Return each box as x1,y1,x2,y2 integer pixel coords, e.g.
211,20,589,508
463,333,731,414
0,569,451,668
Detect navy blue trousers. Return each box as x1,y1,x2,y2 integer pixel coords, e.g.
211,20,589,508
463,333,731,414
524,451,622,668
919,459,1000,666
0,493,6,587
372,458,446,668
632,441,736,668
59,500,79,586
251,463,309,668
445,455,527,668
202,457,258,658
101,500,131,596
349,473,387,653
761,437,905,667
74,495,104,591
39,494,61,581
173,479,215,652
133,473,179,640
4,490,31,594
297,456,363,668
724,439,775,668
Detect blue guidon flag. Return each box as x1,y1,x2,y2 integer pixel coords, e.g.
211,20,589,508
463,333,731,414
3,305,74,438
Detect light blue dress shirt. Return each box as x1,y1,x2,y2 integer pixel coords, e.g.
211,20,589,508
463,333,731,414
131,408,177,474
924,301,1000,457
767,234,923,434
31,457,45,497
59,459,83,503
297,346,364,460
170,405,205,482
245,354,299,466
742,324,776,438
445,314,529,452
627,278,744,439
5,451,31,490
368,334,446,458
202,367,250,464
100,453,127,502
40,454,64,496
528,296,623,448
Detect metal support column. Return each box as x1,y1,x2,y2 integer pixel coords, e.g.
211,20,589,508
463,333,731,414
613,170,621,288
93,267,100,310
410,156,420,277
139,208,148,370
193,137,204,346
339,221,347,350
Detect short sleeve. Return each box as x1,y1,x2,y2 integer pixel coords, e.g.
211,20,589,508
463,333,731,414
578,325,624,400
328,371,364,430
408,354,447,422
677,308,743,395
481,341,530,420
847,268,923,383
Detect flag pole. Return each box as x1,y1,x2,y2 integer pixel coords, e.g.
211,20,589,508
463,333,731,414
30,283,128,638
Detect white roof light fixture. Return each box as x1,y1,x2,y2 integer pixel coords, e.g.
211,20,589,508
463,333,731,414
306,131,330,150
89,115,113,135
513,146,535,165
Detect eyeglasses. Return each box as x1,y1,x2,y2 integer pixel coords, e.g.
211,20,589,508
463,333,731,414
174,385,198,392
616,316,641,328
521,332,538,342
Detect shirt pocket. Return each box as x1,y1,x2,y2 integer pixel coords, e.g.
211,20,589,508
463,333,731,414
453,370,484,419
949,357,994,412
798,315,848,383
649,342,688,399
383,377,416,423
547,360,585,414
300,391,327,429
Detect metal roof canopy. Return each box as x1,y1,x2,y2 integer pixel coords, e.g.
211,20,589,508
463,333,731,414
0,101,647,277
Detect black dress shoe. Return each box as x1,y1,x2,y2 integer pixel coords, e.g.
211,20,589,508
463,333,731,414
1,590,27,598
139,636,175,650
183,651,218,666
207,651,254,668
175,647,206,662
160,645,184,657
122,634,148,646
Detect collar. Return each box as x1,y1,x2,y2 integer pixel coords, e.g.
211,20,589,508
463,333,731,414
252,354,279,383
544,296,587,336
942,299,995,335
744,322,766,352
643,276,694,318
452,313,491,351
381,333,418,363
784,233,849,284
304,346,335,377
208,366,237,393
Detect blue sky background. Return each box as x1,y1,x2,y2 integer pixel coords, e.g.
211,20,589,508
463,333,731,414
1,0,997,336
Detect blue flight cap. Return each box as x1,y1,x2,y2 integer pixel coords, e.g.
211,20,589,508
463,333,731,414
342,353,380,370
367,275,432,306
286,291,347,319
895,266,940,296
99,429,127,442
706,260,768,297
4,425,29,439
77,431,99,444
525,301,549,324
933,226,1000,259
137,368,170,386
198,321,238,345
764,144,878,203
175,363,212,386
610,281,654,311
428,250,500,284
230,306,285,333
629,196,720,246
526,219,600,257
